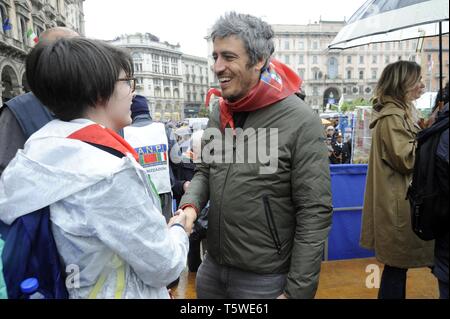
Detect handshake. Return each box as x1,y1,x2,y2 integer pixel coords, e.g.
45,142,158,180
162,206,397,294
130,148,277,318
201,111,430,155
168,207,197,235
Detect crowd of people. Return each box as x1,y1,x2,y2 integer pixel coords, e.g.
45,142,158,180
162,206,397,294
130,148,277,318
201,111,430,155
0,11,448,300
323,122,352,164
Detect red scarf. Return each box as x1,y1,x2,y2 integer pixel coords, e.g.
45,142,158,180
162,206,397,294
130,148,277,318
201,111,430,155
67,124,139,162
205,59,302,131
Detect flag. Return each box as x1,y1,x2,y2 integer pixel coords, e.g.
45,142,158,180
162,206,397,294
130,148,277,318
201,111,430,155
338,94,344,112
26,28,39,44
2,18,12,32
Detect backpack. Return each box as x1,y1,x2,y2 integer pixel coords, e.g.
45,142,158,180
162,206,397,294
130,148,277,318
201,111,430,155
407,112,449,241
0,207,68,299
0,142,125,299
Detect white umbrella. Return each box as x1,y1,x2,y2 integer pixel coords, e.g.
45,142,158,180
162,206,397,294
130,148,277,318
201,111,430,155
329,0,449,103
329,0,448,49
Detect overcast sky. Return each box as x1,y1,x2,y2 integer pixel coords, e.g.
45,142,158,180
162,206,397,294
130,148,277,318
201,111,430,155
84,0,367,57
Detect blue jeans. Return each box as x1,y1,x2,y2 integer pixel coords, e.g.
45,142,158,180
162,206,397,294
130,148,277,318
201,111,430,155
196,253,287,299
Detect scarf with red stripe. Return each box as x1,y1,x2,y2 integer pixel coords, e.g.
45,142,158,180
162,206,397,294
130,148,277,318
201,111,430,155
205,58,302,132
67,124,139,162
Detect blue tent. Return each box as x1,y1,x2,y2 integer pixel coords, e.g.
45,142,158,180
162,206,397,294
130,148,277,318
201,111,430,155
326,164,374,260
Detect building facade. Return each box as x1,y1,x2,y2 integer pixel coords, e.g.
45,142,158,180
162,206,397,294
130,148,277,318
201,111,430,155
207,20,421,111
0,0,85,103
182,53,209,118
110,33,184,122
273,21,422,111
420,35,449,94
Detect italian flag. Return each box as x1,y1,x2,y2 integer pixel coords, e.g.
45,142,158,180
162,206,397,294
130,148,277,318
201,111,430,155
27,28,39,44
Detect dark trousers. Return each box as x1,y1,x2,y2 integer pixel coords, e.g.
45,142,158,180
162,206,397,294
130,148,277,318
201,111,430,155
188,236,202,272
438,280,449,299
187,223,207,272
378,265,408,299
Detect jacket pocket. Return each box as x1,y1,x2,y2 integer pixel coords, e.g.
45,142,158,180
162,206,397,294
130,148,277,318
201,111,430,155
262,195,282,255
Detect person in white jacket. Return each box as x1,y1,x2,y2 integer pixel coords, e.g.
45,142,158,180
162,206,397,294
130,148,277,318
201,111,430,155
0,37,192,299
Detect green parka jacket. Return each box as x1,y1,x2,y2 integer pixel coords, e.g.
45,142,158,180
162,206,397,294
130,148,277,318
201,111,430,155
180,94,333,299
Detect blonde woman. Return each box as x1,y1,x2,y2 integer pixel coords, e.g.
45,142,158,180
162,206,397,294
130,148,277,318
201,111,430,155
361,60,434,299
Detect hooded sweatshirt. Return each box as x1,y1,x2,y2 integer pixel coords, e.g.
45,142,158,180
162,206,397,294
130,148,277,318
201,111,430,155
0,119,188,299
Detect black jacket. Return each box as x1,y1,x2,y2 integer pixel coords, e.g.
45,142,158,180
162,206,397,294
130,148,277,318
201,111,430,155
434,103,449,283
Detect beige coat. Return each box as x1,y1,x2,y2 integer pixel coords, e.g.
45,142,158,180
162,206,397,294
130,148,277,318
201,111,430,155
360,98,434,269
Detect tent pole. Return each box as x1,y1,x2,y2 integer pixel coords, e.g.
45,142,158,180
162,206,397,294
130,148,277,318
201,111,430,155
439,21,443,109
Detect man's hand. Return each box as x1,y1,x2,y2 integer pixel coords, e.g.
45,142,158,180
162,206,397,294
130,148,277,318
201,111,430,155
172,206,197,234
168,210,187,230
277,293,288,299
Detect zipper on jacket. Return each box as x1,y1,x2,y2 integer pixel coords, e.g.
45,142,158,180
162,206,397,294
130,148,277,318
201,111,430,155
218,164,233,263
262,195,282,255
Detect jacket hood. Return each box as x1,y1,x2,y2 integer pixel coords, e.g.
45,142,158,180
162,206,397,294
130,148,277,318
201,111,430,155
131,114,153,127
369,97,408,129
0,119,133,225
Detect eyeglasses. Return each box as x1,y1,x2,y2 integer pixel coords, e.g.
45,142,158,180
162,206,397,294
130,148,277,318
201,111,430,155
117,77,136,93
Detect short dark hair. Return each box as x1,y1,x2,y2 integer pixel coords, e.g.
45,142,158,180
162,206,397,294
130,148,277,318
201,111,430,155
26,37,133,121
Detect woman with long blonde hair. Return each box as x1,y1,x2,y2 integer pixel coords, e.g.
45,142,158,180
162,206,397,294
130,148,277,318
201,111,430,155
361,60,434,299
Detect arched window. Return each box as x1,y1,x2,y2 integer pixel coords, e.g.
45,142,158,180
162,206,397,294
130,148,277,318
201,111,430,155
0,5,9,34
35,25,44,38
1,65,20,102
359,70,364,80
328,57,338,80
312,68,322,80
19,16,28,45
346,69,353,80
